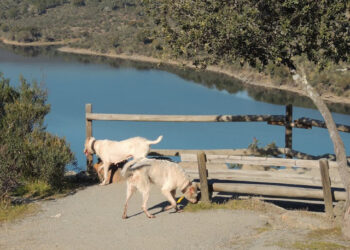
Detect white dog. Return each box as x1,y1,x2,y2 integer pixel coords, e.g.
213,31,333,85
84,135,163,185
122,158,197,219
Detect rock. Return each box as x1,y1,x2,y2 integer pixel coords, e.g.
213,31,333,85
64,171,77,181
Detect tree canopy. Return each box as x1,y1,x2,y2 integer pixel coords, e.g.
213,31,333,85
144,0,350,71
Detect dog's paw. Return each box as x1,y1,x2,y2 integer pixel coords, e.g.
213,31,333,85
99,182,107,186
164,205,175,211
122,215,128,219
147,215,156,219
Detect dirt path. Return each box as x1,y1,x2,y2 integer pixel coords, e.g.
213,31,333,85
0,183,349,249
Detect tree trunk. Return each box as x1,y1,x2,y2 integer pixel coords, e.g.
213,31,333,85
291,69,350,238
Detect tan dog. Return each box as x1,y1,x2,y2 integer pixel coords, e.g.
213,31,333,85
84,135,163,185
93,160,126,184
122,158,197,219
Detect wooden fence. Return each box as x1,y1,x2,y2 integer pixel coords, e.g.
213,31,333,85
85,103,350,217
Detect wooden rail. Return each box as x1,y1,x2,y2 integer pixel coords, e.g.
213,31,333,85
86,104,350,132
85,103,349,215
86,113,287,122
179,154,344,217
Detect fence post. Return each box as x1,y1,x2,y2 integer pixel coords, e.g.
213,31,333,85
285,104,293,158
197,151,210,203
86,103,93,173
319,159,334,218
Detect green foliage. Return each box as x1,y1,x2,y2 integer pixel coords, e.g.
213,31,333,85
0,24,10,32
143,0,350,71
11,26,42,42
0,0,349,99
0,73,76,199
71,0,85,6
7,7,20,19
28,0,66,14
13,180,53,198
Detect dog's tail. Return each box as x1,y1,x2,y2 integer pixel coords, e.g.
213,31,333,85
147,135,163,145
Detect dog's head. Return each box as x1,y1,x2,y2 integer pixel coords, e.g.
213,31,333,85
184,182,198,204
84,137,95,156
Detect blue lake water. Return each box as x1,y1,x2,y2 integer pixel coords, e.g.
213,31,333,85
0,45,349,171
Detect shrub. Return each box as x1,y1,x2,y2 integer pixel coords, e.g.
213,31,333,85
24,131,75,188
0,73,76,198
7,7,19,19
71,0,85,6
1,24,9,32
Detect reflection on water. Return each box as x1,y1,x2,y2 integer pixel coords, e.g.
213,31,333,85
3,44,349,114
1,43,349,171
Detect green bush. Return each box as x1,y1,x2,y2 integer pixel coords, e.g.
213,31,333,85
7,7,20,19
71,0,85,6
13,27,42,42
0,73,76,199
1,24,9,32
24,131,75,188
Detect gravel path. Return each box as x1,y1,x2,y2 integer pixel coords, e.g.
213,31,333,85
0,182,348,250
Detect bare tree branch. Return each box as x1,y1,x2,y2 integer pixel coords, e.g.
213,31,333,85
291,68,350,238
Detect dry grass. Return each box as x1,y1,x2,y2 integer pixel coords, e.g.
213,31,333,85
291,241,348,250
276,226,349,249
0,200,39,223
307,227,343,239
184,197,283,214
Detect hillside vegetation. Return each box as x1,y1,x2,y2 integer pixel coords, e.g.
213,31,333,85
0,0,349,99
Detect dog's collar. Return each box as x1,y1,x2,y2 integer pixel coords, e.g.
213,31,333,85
181,181,191,194
91,139,97,154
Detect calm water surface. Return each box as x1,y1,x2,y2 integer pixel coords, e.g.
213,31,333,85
0,45,349,171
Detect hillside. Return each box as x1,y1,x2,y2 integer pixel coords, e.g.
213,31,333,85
0,0,349,101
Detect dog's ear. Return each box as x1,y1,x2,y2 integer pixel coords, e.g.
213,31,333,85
189,186,195,194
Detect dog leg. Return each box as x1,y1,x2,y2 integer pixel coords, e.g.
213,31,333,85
170,189,183,212
170,190,183,212
141,187,155,219
161,189,178,211
100,162,110,186
122,182,136,219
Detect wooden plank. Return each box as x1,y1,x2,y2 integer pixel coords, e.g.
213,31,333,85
86,113,286,123
152,149,340,171
285,104,293,158
183,169,345,188
213,183,324,199
294,159,320,168
151,149,242,157
179,162,228,171
319,159,334,218
199,155,327,169
212,183,346,201
150,148,328,161
85,104,93,173
85,103,92,138
197,152,210,203
207,156,297,167
295,117,350,133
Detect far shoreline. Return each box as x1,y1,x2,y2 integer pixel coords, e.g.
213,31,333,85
1,38,349,106
0,37,79,47
57,46,350,106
